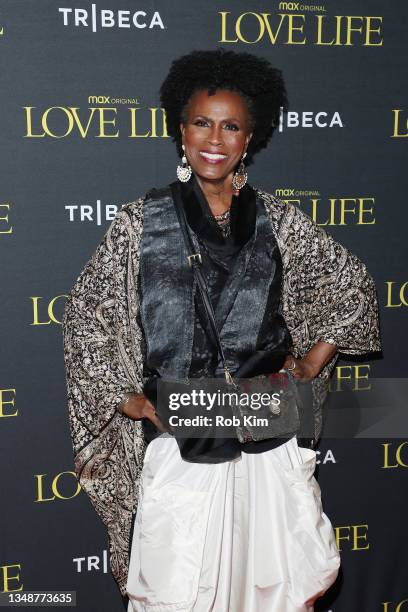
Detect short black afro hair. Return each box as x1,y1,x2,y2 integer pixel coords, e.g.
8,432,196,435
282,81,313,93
160,48,288,164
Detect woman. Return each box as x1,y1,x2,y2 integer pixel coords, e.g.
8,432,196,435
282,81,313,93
62,49,381,611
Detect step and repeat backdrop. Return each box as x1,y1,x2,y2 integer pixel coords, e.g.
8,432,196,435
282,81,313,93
0,1,407,611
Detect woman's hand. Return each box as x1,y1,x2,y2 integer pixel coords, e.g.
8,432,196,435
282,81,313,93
119,393,168,432
282,356,318,381
283,342,338,381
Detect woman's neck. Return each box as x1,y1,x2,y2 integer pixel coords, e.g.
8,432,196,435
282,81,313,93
194,173,237,215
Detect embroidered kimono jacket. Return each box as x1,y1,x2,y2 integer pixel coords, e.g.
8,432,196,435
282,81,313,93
61,185,381,597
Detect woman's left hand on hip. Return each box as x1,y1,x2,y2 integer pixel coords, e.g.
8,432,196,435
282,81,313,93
283,355,318,381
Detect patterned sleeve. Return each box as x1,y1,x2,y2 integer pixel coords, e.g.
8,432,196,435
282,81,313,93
61,200,146,542
291,205,382,356
62,206,143,454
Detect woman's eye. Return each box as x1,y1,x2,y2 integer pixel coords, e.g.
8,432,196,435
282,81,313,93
224,123,239,131
194,119,209,127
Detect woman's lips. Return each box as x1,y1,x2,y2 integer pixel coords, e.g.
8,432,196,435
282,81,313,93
199,151,228,164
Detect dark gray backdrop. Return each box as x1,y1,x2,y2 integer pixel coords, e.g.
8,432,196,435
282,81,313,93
0,1,407,610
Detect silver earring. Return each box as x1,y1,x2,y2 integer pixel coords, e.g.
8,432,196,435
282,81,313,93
177,144,192,182
232,152,248,191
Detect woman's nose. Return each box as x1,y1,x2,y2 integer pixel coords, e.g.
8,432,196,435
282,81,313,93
207,125,223,146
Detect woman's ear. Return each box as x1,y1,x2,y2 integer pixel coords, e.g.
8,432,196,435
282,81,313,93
179,123,185,139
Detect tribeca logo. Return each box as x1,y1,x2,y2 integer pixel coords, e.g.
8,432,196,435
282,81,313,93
65,200,119,225
278,107,344,131
73,550,109,573
58,6,165,31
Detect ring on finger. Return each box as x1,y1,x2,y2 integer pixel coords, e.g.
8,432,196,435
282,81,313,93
287,357,297,371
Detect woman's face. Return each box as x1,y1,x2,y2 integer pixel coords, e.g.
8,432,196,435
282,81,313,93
180,89,253,184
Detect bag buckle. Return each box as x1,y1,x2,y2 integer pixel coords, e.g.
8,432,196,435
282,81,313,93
187,253,202,266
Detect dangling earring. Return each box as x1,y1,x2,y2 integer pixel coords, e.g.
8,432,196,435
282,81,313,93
232,152,248,191
177,144,192,182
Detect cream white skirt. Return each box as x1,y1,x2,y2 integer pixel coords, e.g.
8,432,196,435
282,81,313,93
126,434,340,612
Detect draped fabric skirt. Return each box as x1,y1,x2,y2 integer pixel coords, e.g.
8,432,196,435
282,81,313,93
126,434,340,612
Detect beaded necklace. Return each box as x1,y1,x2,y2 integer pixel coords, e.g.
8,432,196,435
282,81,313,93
213,209,231,238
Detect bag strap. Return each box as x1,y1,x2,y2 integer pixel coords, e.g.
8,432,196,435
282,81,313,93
170,182,235,385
